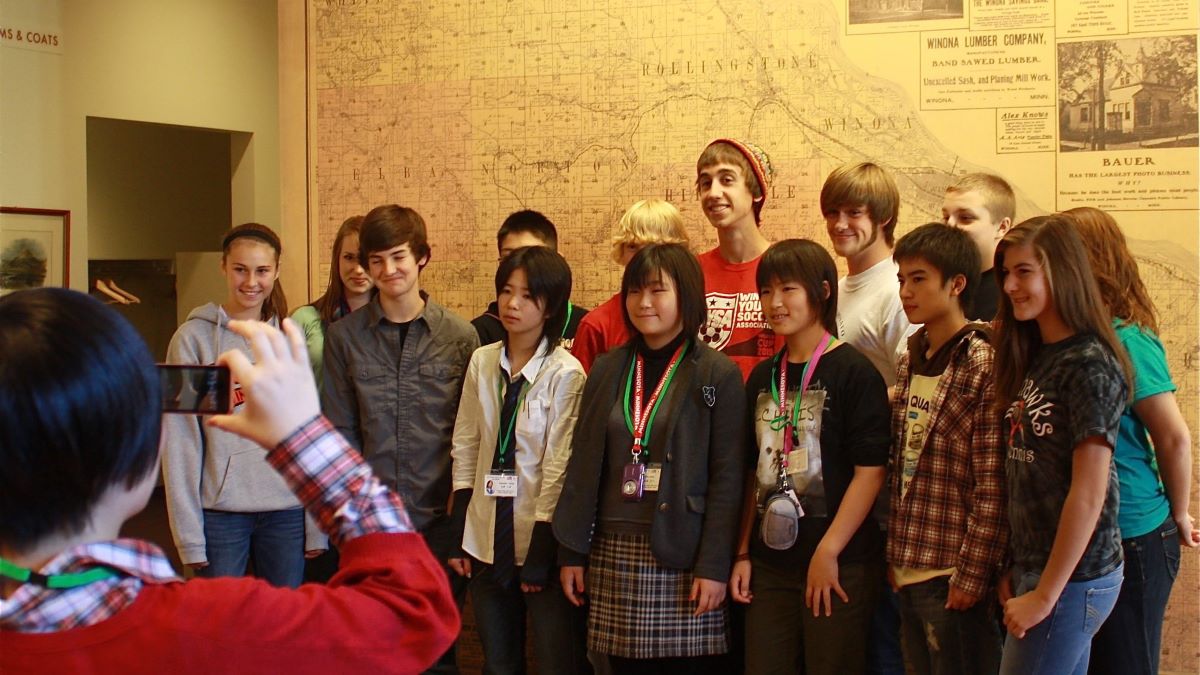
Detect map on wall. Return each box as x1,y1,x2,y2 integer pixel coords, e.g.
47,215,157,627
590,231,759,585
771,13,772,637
309,0,1197,664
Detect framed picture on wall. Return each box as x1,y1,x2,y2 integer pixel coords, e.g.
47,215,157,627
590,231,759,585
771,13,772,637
0,207,71,294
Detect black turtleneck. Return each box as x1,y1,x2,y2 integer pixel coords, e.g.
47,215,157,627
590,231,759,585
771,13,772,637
634,331,689,389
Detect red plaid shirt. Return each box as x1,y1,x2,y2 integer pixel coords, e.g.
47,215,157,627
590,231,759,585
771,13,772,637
1,415,412,632
886,328,1009,598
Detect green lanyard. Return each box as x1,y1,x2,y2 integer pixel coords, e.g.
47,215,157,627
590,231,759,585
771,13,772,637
769,333,835,435
495,376,530,467
0,556,119,589
622,340,689,460
561,302,574,339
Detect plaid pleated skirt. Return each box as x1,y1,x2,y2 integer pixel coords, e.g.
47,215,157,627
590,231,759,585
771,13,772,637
585,531,729,659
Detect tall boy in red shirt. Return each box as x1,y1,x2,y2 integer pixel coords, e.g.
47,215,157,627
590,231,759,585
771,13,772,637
695,138,782,381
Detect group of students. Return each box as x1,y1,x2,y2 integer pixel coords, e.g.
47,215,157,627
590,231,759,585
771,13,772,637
0,138,1195,675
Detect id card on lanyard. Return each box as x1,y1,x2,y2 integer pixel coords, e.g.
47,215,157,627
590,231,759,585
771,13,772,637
770,332,835,510
486,375,529,499
621,341,688,501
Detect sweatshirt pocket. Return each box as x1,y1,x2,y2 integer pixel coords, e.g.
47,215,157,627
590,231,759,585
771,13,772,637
212,450,269,509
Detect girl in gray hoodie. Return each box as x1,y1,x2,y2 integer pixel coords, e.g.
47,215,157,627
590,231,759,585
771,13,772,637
161,223,324,587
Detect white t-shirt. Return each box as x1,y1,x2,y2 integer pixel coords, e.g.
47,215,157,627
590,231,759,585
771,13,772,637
836,258,916,387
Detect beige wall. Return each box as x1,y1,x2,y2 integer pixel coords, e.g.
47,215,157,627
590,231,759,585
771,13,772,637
0,0,304,305
86,118,232,260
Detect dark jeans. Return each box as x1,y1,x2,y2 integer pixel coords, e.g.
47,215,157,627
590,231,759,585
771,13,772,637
1089,517,1181,675
469,560,591,675
745,556,881,675
198,508,305,588
897,575,1001,675
422,516,471,675
867,582,905,675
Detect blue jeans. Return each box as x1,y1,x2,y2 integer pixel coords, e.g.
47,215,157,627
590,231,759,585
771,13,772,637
867,576,905,675
1088,517,1180,675
197,508,305,588
999,564,1123,675
897,575,1001,675
468,561,591,675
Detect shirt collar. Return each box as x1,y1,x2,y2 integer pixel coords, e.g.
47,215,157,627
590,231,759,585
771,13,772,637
367,291,437,329
34,539,180,584
499,337,550,383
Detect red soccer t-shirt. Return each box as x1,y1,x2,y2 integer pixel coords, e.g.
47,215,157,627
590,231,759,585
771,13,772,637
697,248,782,381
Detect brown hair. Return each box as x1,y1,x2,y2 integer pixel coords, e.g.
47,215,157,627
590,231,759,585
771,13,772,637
820,162,900,246
695,141,765,222
946,173,1016,224
359,204,431,267
312,215,365,324
1060,207,1157,334
222,222,287,321
992,216,1132,410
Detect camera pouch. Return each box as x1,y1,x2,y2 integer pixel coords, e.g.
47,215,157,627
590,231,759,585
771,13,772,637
760,490,802,550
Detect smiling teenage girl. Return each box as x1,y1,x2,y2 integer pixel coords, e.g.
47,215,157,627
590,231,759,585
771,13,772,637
162,223,323,587
993,216,1131,675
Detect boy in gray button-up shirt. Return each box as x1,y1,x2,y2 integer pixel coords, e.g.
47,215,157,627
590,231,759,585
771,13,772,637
322,204,478,673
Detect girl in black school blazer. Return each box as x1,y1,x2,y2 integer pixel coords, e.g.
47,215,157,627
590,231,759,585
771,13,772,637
553,243,746,671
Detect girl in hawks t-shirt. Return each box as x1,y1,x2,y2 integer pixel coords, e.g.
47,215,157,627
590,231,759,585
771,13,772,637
991,216,1131,675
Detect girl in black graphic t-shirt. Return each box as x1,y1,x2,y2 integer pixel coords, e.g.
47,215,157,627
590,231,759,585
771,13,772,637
730,239,890,675
992,215,1131,675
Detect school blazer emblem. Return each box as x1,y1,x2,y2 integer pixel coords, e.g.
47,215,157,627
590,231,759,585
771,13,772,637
698,292,737,351
702,385,716,407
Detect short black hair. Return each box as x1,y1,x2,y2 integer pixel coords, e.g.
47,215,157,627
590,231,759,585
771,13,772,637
360,204,431,267
621,243,707,339
756,239,839,334
0,288,161,552
496,210,558,252
494,246,573,353
894,222,981,315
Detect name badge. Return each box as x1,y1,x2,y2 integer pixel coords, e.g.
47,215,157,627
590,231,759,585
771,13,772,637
484,472,518,498
786,447,809,475
644,463,663,492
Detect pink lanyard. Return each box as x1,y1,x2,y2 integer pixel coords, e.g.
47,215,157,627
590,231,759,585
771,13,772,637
777,332,834,466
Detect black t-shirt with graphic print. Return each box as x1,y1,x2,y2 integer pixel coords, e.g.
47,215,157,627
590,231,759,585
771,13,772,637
744,343,891,568
1004,332,1127,580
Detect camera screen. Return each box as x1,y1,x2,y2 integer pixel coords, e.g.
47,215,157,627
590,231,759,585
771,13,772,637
159,365,231,415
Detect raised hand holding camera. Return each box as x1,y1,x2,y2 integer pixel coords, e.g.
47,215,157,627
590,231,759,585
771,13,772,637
205,318,321,449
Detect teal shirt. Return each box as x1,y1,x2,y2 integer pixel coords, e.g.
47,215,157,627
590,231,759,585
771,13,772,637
1113,320,1174,538
291,304,326,390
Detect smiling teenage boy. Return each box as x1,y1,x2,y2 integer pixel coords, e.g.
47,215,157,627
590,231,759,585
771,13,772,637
821,162,915,389
888,223,1008,675
322,204,479,673
695,139,783,381
941,173,1015,322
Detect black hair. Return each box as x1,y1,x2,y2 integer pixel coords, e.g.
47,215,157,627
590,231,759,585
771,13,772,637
494,246,573,353
0,289,161,552
756,239,839,334
893,222,981,316
620,243,707,339
360,204,431,267
496,210,558,252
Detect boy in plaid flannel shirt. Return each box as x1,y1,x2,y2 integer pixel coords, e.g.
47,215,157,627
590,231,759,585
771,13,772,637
887,223,1009,675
